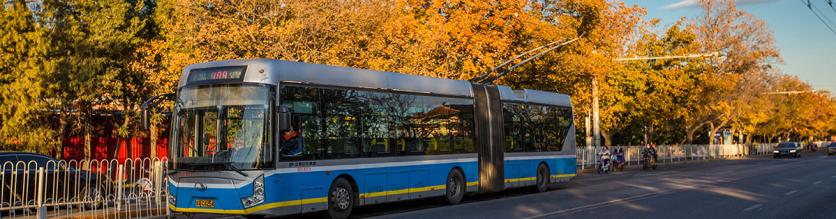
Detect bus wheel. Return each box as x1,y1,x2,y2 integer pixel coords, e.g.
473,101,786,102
328,177,354,219
444,169,465,205
536,164,549,193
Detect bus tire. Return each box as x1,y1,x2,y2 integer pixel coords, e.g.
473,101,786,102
327,177,355,219
536,164,549,193
444,168,465,205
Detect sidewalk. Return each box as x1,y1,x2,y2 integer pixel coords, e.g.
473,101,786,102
577,153,773,174
7,206,169,219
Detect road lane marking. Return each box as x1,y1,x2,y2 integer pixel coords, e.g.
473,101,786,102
785,190,797,195
521,191,672,219
521,160,808,219
743,204,762,212
813,181,822,185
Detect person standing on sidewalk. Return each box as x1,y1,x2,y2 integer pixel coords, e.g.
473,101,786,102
648,142,658,160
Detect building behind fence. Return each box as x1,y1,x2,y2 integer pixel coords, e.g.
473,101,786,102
1,144,776,219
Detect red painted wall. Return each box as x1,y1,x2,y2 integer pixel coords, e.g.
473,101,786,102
62,136,169,161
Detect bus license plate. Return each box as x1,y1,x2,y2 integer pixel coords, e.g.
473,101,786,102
196,199,215,208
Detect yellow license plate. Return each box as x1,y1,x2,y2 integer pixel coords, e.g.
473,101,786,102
195,199,215,208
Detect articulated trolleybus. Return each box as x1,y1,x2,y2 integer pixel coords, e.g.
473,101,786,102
154,59,577,218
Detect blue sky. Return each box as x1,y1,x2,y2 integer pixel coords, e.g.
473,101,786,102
623,0,835,93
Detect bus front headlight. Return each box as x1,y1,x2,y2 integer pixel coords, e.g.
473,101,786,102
241,174,265,208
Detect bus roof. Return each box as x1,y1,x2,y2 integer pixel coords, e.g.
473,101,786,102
497,86,573,108
179,59,572,107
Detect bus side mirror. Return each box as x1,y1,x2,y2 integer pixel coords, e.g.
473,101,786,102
141,108,152,130
278,106,291,131
141,93,175,130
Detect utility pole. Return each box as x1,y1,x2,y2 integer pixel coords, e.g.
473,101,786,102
592,78,601,147
585,111,592,147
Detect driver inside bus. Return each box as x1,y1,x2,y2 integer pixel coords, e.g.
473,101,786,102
280,128,304,157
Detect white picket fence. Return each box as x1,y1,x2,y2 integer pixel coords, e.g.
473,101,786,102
0,158,169,219
575,143,778,170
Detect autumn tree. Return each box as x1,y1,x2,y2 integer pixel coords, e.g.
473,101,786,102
0,0,57,154
693,0,780,144
2,0,834,156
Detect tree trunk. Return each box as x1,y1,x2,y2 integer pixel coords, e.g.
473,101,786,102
686,128,696,144
685,122,708,144
731,128,743,144
126,133,132,161
647,123,655,144
125,116,132,161
708,122,715,145
56,110,66,160
150,122,157,159
121,95,133,161
84,113,92,161
601,131,613,147
708,120,728,146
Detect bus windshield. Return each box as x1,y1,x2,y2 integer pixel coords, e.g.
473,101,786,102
171,84,274,170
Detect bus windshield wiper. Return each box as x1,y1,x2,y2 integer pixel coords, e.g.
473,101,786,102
223,162,249,177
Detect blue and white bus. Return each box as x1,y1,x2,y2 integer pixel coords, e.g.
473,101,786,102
151,59,577,218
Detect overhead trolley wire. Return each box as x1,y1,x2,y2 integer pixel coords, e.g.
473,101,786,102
802,0,836,36
828,0,836,14
470,32,586,84
810,0,836,24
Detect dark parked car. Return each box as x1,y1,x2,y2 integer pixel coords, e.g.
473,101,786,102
773,142,801,158
0,152,106,210
828,142,836,156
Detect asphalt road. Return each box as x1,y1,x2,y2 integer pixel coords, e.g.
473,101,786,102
179,152,836,219
360,153,836,219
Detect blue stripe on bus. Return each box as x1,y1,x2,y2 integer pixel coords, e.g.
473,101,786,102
169,156,576,215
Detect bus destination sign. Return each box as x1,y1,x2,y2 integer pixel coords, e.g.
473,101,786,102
188,66,247,83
